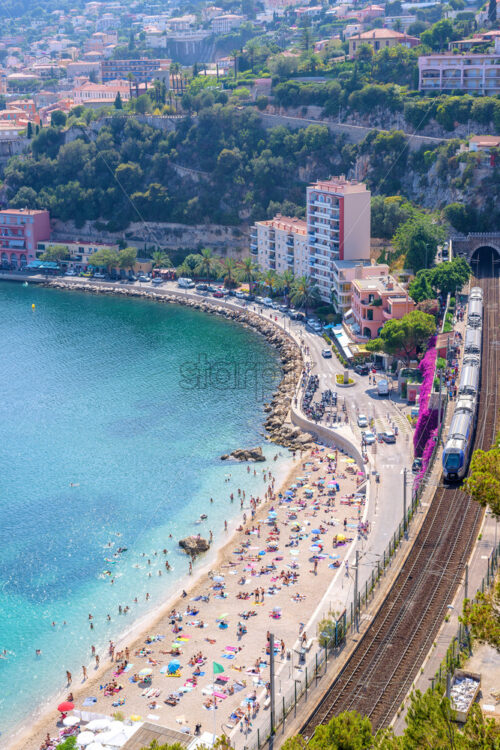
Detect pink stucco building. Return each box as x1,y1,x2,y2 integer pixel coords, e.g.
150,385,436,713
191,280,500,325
350,274,415,339
0,208,50,269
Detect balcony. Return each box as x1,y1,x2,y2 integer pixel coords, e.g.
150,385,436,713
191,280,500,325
250,247,258,256
286,255,294,265
269,251,275,260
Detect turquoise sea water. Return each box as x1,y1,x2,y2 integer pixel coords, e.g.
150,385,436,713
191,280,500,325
0,282,290,741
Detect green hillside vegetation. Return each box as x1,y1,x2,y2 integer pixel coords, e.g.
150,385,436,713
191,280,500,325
4,108,350,231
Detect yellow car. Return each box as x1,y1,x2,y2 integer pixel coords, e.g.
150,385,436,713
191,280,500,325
80,271,93,277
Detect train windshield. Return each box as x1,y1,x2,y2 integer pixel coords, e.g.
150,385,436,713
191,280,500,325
444,452,461,471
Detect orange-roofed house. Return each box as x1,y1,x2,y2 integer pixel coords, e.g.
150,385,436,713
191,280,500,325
349,28,420,57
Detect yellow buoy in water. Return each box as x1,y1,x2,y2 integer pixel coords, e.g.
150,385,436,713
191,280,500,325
32,303,35,310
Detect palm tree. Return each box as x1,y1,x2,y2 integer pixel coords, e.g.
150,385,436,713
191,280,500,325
290,275,320,314
195,248,218,280
237,257,259,293
262,268,278,293
152,250,172,270
220,257,238,288
281,269,294,304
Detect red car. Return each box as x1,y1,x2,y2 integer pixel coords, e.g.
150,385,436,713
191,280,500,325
212,290,224,298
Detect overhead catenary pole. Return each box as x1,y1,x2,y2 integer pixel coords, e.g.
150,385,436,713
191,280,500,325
270,633,276,734
354,550,359,632
403,467,408,539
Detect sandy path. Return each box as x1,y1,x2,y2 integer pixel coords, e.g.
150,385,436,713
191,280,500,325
15,445,367,750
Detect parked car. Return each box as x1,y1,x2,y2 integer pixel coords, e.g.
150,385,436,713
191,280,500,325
243,293,255,301
354,364,370,376
152,277,163,285
321,348,332,358
212,290,224,298
412,458,423,474
235,291,245,299
138,275,150,282
312,322,323,332
382,430,396,443
289,311,305,321
196,283,208,291
93,272,106,279
263,297,273,306
361,431,376,445
65,269,77,276
178,277,195,289
80,271,93,277
357,414,369,428
278,305,288,313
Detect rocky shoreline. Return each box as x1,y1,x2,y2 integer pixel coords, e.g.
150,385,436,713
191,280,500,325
44,280,314,453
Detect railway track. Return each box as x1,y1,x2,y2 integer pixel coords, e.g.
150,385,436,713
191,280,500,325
300,266,499,737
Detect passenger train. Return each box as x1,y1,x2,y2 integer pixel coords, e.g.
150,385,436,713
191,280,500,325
442,287,483,481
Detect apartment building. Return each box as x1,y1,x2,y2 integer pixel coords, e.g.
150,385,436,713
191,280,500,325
211,14,245,33
306,177,371,303
0,209,50,269
350,274,415,339
73,80,130,106
418,39,500,94
36,239,119,270
251,216,308,278
331,260,389,315
101,58,170,82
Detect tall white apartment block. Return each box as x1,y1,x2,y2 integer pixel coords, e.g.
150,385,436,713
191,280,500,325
306,177,370,302
251,215,308,277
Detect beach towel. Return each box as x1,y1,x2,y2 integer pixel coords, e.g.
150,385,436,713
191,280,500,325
222,654,235,659
123,664,134,672
225,646,238,652
82,698,97,706
160,666,168,674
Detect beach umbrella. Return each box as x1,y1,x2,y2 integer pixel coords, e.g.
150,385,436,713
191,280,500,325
63,716,80,727
310,545,321,553
58,701,74,713
212,575,224,583
337,534,346,541
86,719,111,731
168,659,180,672
129,715,142,722
138,667,153,677
311,529,322,534
77,731,95,746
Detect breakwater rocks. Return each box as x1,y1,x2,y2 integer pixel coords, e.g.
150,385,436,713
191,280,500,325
179,535,210,557
45,281,312,452
220,447,266,462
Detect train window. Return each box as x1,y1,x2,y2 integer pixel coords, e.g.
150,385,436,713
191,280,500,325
444,453,461,470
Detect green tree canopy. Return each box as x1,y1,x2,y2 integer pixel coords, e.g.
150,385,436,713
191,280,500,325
365,310,436,363
371,195,414,239
90,247,119,270
50,109,67,128
40,244,70,262
118,246,137,270
409,269,435,303
430,257,470,296
151,250,172,268
464,432,500,519
393,214,445,273
290,275,320,312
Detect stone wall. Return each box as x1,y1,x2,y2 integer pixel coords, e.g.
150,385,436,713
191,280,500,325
50,218,250,256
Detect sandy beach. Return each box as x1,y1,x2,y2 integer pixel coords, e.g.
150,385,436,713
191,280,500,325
13,441,367,750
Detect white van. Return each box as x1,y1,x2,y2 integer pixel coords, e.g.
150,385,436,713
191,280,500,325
178,277,195,289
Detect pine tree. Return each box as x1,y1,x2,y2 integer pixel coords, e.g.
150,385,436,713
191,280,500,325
27,121,33,138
